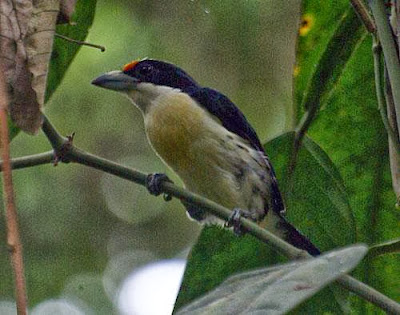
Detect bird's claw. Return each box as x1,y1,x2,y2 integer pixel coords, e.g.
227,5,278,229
146,173,173,201
225,208,251,236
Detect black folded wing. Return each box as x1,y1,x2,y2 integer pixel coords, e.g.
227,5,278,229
189,87,285,213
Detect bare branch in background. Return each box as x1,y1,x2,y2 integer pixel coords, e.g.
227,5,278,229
372,36,400,151
370,0,400,134
378,0,400,203
0,67,27,315
385,66,400,202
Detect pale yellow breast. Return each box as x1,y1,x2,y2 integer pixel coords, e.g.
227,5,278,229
143,90,263,213
144,91,240,207
144,91,212,172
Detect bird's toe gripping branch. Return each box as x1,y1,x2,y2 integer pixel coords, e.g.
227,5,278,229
53,132,75,166
145,173,174,201
225,208,257,236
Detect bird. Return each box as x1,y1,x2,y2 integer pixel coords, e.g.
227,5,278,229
92,59,320,256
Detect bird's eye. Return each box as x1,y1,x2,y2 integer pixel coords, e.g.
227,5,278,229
138,65,153,76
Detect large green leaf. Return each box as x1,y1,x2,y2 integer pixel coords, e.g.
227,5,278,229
295,3,365,120
175,132,355,313
294,2,400,310
266,132,356,251
295,0,348,106
308,33,400,312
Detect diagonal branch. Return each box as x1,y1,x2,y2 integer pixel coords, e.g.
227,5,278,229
37,114,400,314
1,114,399,313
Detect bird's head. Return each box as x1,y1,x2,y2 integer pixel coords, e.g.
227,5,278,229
92,59,199,112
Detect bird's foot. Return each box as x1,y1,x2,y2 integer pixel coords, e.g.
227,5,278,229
225,208,256,236
53,132,75,166
145,173,173,201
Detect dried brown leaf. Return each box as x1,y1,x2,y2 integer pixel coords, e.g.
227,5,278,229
0,0,60,134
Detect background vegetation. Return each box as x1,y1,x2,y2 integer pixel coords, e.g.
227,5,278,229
0,0,399,314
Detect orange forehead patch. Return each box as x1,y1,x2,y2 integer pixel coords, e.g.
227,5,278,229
122,60,139,72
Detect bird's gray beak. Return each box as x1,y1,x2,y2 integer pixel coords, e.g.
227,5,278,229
91,71,139,91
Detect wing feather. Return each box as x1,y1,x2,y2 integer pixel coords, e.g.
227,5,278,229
190,87,285,214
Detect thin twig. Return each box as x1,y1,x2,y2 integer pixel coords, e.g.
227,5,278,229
350,0,376,33
372,35,400,152
0,70,27,313
41,116,68,150
0,151,54,171
35,114,400,314
370,0,400,135
55,33,106,52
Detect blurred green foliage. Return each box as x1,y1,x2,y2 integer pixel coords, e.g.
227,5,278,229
1,0,300,313
300,0,400,313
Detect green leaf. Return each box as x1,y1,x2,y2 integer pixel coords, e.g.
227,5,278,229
265,132,356,251
295,4,366,121
308,26,400,313
176,245,367,315
295,0,347,107
46,0,98,102
175,132,355,313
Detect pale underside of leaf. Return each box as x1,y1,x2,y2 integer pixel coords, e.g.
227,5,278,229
0,0,60,134
176,245,368,315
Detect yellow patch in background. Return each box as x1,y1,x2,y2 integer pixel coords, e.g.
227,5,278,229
299,14,314,36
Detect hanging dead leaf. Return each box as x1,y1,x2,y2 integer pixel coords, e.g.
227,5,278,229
0,0,60,134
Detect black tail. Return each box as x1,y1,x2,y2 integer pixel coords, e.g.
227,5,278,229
278,214,320,256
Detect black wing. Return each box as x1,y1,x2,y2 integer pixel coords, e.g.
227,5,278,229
189,88,264,152
189,87,285,213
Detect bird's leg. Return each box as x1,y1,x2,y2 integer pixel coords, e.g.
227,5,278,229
145,173,174,201
225,208,258,236
180,200,207,221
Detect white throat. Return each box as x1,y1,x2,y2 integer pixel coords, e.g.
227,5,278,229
125,83,181,113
